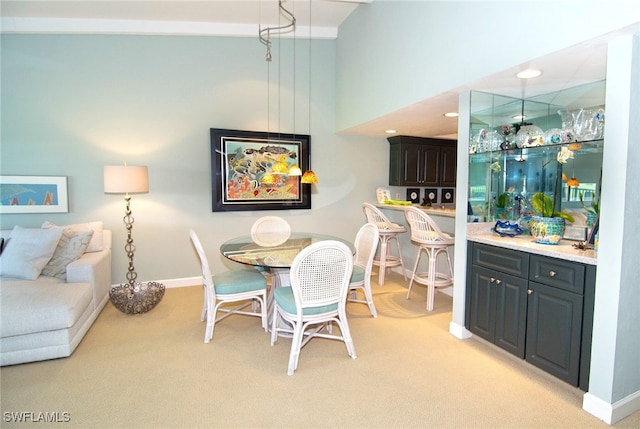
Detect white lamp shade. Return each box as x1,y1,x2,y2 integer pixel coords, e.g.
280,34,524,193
104,165,149,194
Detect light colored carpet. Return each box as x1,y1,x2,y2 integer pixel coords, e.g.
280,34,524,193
1,272,638,429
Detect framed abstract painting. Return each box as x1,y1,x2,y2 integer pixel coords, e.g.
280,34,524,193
0,175,69,214
210,128,311,212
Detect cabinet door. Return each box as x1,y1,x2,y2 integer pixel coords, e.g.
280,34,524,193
494,272,528,358
420,144,440,186
469,266,527,358
401,143,423,186
468,266,496,343
526,281,583,386
440,145,457,187
389,143,402,186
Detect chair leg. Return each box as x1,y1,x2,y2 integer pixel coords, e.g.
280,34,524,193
426,249,438,311
338,310,357,359
287,321,304,376
391,235,407,281
377,235,389,285
363,281,377,318
406,246,423,300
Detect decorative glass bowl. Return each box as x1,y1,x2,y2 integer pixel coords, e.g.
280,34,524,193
492,220,523,237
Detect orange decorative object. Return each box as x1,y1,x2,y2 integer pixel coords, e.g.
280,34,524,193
301,170,318,184
567,177,580,187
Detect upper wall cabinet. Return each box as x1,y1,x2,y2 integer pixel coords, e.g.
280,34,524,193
388,136,457,187
468,81,605,223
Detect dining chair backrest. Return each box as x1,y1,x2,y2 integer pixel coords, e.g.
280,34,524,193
289,240,353,311
354,223,379,271
404,206,453,245
251,216,291,247
362,202,401,231
189,229,216,295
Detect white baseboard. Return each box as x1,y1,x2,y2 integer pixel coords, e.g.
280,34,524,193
449,321,472,339
583,389,640,425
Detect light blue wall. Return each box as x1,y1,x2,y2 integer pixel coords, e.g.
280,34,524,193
336,0,640,133
0,34,389,283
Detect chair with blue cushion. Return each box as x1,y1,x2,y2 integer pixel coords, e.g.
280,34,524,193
270,240,356,375
347,223,380,317
189,229,268,343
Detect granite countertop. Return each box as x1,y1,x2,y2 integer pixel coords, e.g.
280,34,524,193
375,203,456,218
467,222,597,265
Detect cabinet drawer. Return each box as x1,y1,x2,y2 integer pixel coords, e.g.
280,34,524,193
471,243,529,278
529,255,585,294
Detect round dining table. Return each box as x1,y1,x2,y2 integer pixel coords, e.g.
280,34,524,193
221,232,355,332
220,232,354,273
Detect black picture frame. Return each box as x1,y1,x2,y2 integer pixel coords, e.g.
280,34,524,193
210,128,311,212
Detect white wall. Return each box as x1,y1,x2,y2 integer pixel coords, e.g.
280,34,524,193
0,34,388,283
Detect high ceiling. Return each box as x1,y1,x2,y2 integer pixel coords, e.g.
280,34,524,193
1,0,636,139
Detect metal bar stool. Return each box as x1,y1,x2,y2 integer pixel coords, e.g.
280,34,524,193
404,206,454,311
362,202,407,285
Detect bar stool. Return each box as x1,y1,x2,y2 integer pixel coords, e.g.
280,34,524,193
404,206,454,311
362,202,407,285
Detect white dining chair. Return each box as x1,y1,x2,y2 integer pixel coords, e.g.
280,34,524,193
189,229,268,343
270,240,356,375
348,222,380,317
250,216,291,247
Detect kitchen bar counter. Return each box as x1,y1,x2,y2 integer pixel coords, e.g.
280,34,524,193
467,222,597,265
375,203,456,218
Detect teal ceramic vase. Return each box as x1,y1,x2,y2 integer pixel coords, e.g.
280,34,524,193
530,216,566,245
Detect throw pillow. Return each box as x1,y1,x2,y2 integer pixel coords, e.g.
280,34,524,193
41,229,94,280
41,220,104,252
0,226,63,280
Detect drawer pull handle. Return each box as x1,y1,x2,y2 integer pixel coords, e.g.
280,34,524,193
549,271,556,277
527,289,533,295
490,277,495,283
495,279,502,285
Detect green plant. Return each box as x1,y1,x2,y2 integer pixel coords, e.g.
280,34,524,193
532,192,575,222
579,191,600,215
496,192,509,209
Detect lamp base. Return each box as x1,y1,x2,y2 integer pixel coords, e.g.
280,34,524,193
109,281,165,315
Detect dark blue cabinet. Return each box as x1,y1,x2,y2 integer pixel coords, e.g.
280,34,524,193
466,242,596,390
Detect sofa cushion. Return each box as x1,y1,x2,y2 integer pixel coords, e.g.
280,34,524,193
42,221,104,253
41,230,94,280
0,226,63,280
0,279,93,337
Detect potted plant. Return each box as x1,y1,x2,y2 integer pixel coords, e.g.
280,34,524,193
579,191,600,227
494,192,511,220
530,192,575,245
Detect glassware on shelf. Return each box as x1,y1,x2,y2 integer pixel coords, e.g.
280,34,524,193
516,125,544,148
544,128,563,145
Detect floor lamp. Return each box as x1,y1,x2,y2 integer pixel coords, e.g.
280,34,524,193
104,164,164,314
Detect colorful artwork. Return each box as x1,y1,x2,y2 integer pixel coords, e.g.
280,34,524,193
211,129,311,212
0,176,68,214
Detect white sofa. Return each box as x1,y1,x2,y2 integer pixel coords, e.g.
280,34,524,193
0,224,112,366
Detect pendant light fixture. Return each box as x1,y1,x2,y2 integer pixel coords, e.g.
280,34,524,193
259,0,317,185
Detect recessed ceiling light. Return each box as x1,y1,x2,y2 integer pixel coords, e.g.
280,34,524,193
443,112,459,118
512,114,526,120
516,69,542,79
385,129,397,134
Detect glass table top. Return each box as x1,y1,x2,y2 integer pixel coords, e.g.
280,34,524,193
220,233,354,268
